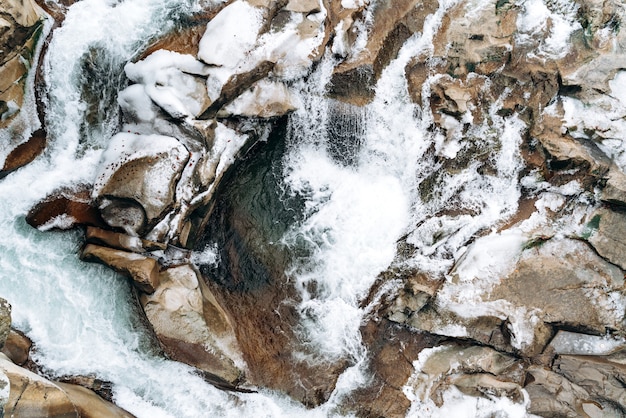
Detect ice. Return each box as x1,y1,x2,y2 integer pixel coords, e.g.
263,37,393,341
549,330,626,355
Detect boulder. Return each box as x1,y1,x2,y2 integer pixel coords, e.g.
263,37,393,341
123,50,212,120
0,353,134,418
139,264,244,385
81,244,160,294
586,207,626,270
0,129,46,179
404,344,525,407
220,80,298,118
1,329,32,366
26,186,106,231
92,133,189,233
85,226,166,253
488,239,625,336
0,299,10,350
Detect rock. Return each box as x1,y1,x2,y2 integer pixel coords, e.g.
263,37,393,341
0,353,133,418
81,244,160,294
0,0,44,129
488,239,625,336
55,382,134,418
0,299,10,350
554,355,626,412
1,329,32,366
199,60,275,119
330,0,439,105
586,207,626,270
284,0,320,13
123,50,212,120
524,365,595,418
0,129,46,179
220,80,298,118
197,1,264,67
405,344,525,407
92,133,190,233
600,166,626,206
139,264,244,385
85,226,166,253
26,186,106,231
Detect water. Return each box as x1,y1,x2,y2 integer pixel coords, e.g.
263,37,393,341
0,0,580,416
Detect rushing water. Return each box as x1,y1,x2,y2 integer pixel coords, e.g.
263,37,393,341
0,0,579,416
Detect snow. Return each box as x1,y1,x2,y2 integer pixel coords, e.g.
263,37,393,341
123,50,211,119
197,1,264,67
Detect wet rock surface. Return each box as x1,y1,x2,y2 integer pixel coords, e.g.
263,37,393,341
11,0,626,415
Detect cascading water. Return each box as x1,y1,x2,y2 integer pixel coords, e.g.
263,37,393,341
1,0,609,415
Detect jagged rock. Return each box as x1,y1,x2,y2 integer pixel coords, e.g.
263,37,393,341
1,329,32,366
554,355,626,412
0,299,10,350
600,166,626,206
0,353,134,418
139,264,244,385
405,344,525,407
524,366,597,418
26,186,106,231
81,244,160,294
92,133,190,233
586,207,626,270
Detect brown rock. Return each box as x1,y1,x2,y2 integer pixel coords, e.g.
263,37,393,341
85,226,166,253
586,207,626,269
26,187,106,231
139,265,244,385
0,353,133,418
1,329,32,366
199,60,275,119
554,355,626,411
81,244,160,294
55,382,135,418
489,239,624,335
525,365,593,418
329,0,439,105
0,129,46,178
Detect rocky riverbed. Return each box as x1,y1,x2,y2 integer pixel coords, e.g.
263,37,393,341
1,0,626,416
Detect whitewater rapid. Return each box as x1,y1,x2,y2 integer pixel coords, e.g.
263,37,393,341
0,0,579,415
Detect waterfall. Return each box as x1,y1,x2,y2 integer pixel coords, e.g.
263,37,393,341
2,0,613,416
